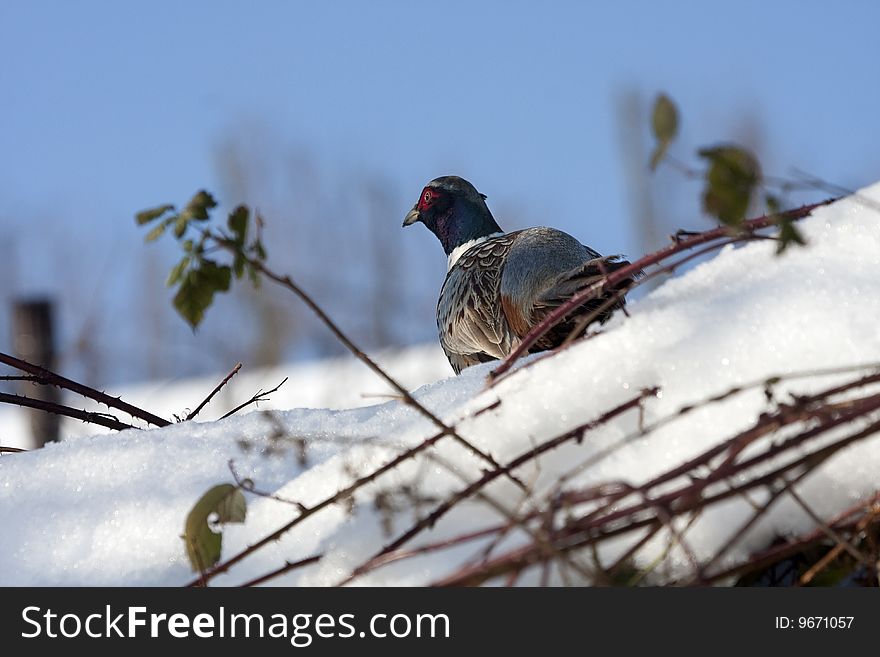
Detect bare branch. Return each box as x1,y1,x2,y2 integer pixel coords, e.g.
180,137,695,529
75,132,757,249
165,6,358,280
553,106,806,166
339,389,656,585
0,351,170,428
799,501,880,585
219,376,288,420
432,378,880,586
186,421,462,586
785,480,871,567
238,554,322,587
490,199,836,379
0,375,51,383
186,362,242,421
704,492,880,585
225,246,527,491
228,460,306,511
0,391,136,432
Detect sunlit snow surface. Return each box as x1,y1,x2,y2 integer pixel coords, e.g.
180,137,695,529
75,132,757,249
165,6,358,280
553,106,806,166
1,185,879,586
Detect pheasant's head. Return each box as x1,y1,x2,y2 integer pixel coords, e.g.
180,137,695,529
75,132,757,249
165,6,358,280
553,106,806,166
403,176,502,255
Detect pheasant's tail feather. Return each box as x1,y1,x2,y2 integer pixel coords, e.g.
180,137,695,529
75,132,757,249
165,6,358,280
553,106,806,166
552,255,636,297
531,255,634,351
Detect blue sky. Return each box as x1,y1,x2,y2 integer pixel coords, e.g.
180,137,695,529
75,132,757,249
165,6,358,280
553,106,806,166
1,1,878,380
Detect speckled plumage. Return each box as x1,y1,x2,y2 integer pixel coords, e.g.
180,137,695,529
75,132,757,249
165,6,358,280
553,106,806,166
404,176,633,374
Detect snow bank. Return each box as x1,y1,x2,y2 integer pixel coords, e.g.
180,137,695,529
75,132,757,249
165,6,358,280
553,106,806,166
1,184,879,586
0,343,452,448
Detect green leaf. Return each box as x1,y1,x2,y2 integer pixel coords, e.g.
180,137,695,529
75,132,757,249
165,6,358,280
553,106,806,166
183,484,247,572
253,240,267,262
652,94,678,142
182,190,218,221
698,145,760,227
201,260,232,292
172,261,232,328
764,193,807,255
167,256,191,287
228,205,249,245
136,204,175,225
776,217,807,255
233,253,246,279
650,93,679,170
174,214,189,238
173,269,213,328
765,194,781,215
145,221,169,242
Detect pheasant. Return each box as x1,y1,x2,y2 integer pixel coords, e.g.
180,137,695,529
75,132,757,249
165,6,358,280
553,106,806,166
403,176,634,374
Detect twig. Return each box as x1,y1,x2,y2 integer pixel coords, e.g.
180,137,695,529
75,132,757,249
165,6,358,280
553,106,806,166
238,554,323,587
363,370,860,584
415,449,597,585
799,503,880,586
492,237,752,388
614,416,877,566
787,169,880,214
561,394,880,535
219,377,288,420
0,391,136,432
223,245,526,490
186,362,242,421
606,522,663,580
496,235,756,387
0,445,28,453
183,195,864,587
563,386,880,531
434,390,880,586
356,524,507,573
704,492,880,585
0,351,170,427
197,383,590,588
490,199,836,379
611,482,705,583
186,421,469,586
553,362,880,493
785,481,871,567
692,470,811,582
0,375,51,383
627,512,704,586
228,460,306,511
338,389,655,585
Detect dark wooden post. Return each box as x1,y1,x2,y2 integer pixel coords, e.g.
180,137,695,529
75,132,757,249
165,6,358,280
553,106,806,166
13,298,60,446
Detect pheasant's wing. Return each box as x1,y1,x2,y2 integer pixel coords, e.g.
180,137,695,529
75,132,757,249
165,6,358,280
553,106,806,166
499,228,633,350
529,255,633,350
437,233,521,374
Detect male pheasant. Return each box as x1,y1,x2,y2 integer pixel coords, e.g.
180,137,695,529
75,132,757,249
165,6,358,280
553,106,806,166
403,176,633,374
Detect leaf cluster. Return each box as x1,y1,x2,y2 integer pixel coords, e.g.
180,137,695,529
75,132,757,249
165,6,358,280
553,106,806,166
136,192,266,328
650,93,805,253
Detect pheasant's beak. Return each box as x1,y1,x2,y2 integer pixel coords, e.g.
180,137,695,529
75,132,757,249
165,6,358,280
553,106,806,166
402,206,421,227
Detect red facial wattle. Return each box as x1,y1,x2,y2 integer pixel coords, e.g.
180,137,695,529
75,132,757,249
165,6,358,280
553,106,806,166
417,187,437,212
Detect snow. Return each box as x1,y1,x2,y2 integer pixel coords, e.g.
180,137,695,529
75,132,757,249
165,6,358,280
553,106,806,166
0,344,453,448
2,184,880,586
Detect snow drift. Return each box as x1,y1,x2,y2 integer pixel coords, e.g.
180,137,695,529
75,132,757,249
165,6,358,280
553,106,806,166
1,183,879,586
